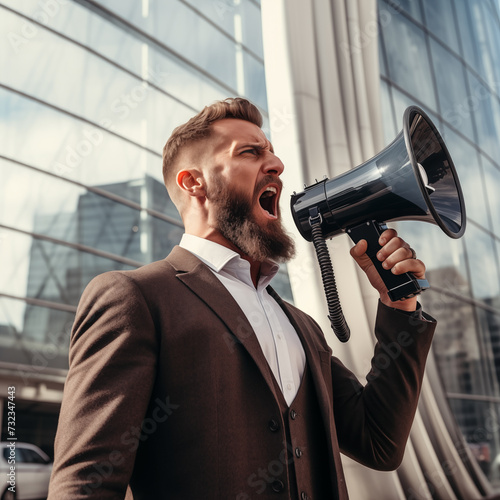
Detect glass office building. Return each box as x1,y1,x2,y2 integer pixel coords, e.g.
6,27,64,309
0,0,295,458
378,0,500,488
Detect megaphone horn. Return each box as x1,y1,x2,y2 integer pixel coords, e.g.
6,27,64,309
290,105,466,341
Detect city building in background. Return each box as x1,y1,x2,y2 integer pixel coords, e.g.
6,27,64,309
0,0,295,462
2,0,500,498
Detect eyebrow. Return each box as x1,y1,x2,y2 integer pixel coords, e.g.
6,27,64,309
237,140,274,154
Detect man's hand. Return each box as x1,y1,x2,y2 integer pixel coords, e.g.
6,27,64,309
349,228,426,312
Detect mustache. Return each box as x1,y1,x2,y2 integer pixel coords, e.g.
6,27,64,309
253,175,283,199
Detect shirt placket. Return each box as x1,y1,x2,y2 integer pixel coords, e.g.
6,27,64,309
257,289,297,406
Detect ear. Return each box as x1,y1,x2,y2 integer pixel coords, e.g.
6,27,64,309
176,169,206,198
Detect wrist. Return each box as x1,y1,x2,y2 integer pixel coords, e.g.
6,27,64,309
380,294,418,312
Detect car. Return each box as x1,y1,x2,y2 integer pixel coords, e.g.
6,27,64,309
0,442,52,500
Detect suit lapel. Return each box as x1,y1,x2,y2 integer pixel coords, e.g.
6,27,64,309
166,246,280,400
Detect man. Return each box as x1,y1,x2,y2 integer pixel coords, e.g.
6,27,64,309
48,98,435,499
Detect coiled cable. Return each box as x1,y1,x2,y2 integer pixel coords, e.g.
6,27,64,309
309,211,350,342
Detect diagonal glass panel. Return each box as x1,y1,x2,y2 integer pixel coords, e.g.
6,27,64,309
1,2,231,111
0,295,72,370
0,229,136,308
0,158,182,260
380,3,437,111
463,225,500,302
440,126,489,228
482,157,500,237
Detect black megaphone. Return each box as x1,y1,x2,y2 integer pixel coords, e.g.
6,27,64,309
290,105,466,341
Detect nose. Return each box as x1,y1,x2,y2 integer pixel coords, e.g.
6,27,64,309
262,152,285,176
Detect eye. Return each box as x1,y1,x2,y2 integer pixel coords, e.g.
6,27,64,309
241,147,259,156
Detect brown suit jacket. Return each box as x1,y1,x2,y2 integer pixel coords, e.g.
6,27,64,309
48,246,435,499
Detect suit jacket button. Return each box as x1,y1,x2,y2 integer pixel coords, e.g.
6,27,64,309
295,447,303,458
301,492,309,500
268,418,280,432
290,409,297,420
271,479,285,493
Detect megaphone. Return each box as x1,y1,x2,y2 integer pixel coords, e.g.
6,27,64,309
290,105,466,342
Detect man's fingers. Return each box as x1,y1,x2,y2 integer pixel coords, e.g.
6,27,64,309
375,228,426,279
390,258,426,278
350,239,368,258
376,236,409,262
379,245,414,270
378,228,397,246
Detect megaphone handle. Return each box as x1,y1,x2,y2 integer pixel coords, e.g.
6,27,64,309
347,220,429,302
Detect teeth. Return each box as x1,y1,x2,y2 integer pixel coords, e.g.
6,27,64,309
262,186,277,196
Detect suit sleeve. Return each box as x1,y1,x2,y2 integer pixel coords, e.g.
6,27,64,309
48,271,159,499
331,300,436,471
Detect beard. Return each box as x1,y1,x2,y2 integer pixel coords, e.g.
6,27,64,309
207,175,296,263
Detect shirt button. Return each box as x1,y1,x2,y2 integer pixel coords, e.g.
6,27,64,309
268,418,280,432
295,447,303,458
290,409,297,420
271,479,285,493
286,383,292,391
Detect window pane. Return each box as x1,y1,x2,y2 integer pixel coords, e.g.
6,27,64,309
467,73,500,161
0,296,72,370
242,50,267,110
426,296,485,395
94,0,266,101
422,0,460,53
378,34,388,79
0,89,167,190
3,0,230,111
481,157,500,237
454,0,481,74
272,269,293,304
464,225,500,301
0,146,183,261
448,399,500,484
381,5,437,111
0,9,195,154
441,126,489,228
381,0,424,23
476,306,500,397
396,221,470,297
379,80,397,143
183,0,264,57
389,79,436,125
463,0,500,92
430,40,475,140
0,158,183,248
0,229,136,306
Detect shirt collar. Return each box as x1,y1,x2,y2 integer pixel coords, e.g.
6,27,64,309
179,233,280,288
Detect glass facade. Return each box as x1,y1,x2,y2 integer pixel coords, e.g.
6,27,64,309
378,0,500,486
0,0,292,459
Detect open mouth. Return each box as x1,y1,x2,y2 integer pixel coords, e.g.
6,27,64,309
258,185,279,219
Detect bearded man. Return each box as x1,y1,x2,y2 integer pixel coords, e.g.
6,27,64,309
48,98,436,500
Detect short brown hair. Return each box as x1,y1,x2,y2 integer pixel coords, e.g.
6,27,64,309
162,97,263,190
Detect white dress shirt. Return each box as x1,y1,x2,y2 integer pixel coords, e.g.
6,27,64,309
179,234,306,406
